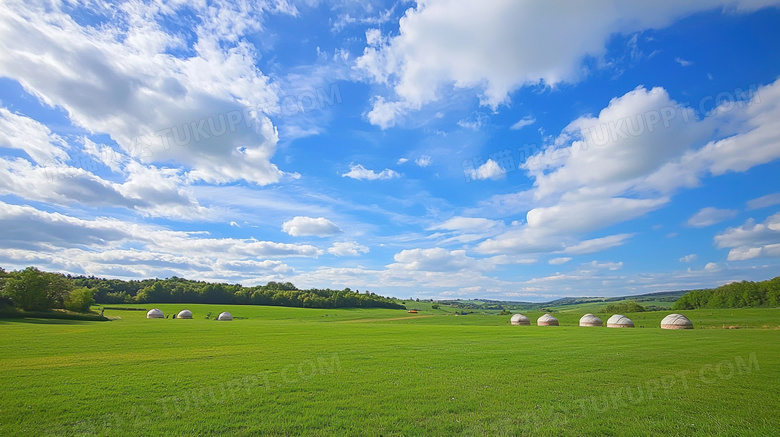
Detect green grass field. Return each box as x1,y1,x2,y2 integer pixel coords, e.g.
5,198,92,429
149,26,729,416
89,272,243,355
1,304,779,436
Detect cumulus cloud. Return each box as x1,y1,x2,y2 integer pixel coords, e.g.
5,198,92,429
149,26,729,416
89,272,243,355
465,159,505,181
548,257,572,265
679,254,698,263
687,207,738,227
475,77,780,258
356,0,778,127
282,216,342,237
328,241,370,256
526,86,709,198
714,212,780,261
341,163,400,180
0,0,291,185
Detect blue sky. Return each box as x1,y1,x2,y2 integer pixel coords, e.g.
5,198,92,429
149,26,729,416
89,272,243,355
1,1,780,301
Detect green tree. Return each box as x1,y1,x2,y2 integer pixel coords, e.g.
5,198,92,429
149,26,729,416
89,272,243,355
3,267,73,311
64,288,95,313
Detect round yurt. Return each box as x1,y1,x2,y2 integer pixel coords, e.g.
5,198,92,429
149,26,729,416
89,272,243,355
510,313,530,326
661,313,693,330
579,313,603,327
177,309,193,319
146,308,164,319
217,311,233,321
607,314,634,328
537,313,559,326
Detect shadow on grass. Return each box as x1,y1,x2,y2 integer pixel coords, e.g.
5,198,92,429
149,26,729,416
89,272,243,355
0,317,92,325
0,308,110,323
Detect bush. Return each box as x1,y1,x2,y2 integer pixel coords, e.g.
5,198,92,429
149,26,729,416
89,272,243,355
600,300,646,314
64,288,95,313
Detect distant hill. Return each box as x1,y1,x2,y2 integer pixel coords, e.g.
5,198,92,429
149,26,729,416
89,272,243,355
438,290,689,313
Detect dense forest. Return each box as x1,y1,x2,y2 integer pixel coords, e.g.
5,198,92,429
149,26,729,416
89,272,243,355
673,276,780,310
0,266,404,312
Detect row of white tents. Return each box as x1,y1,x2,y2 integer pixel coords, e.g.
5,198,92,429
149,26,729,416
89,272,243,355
511,313,693,329
146,308,233,321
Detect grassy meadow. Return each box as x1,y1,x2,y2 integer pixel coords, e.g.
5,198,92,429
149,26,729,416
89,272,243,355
1,304,779,436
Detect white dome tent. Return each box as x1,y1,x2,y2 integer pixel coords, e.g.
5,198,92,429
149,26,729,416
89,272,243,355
510,314,530,326
146,308,164,319
607,314,634,328
217,312,233,321
579,314,603,327
537,314,559,326
661,313,693,330
177,309,193,319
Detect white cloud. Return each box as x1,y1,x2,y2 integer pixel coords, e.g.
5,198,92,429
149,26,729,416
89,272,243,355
0,201,321,259
457,113,489,130
387,248,524,276
282,216,342,237
475,201,654,255
475,77,780,258
332,6,396,33
397,157,409,164
0,0,291,185
465,159,505,181
648,79,780,188
714,212,780,261
0,107,69,165
563,234,635,255
687,207,738,227
0,156,213,220
586,261,624,270
356,0,778,127
679,254,698,263
510,116,536,131
341,163,401,180
548,257,572,265
704,262,721,272
415,155,432,167
328,241,370,257
527,86,709,198
526,199,665,236
675,57,693,67
390,248,473,272
0,200,325,283
747,192,780,210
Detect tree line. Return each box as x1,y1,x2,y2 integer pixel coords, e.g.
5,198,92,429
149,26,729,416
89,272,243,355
673,276,780,310
0,266,404,312
0,267,94,312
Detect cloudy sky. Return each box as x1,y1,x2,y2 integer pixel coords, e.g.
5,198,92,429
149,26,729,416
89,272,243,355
1,0,780,301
